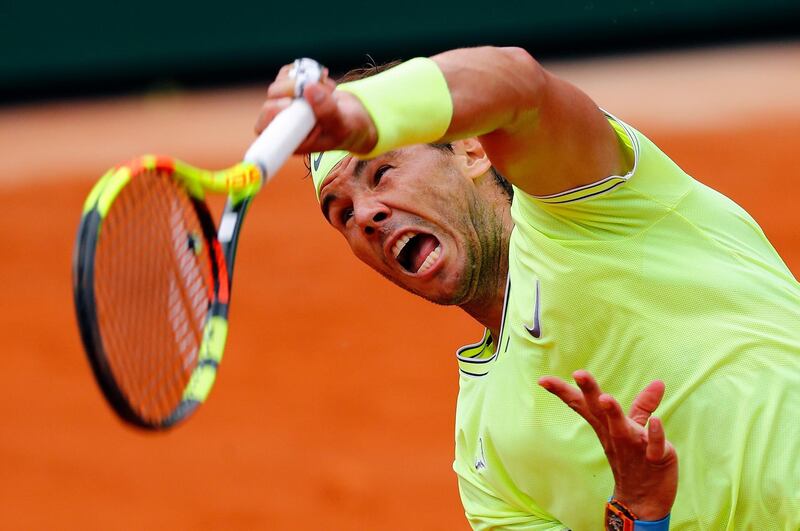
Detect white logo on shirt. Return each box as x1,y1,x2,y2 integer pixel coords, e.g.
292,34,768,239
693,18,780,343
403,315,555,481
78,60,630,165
474,437,487,471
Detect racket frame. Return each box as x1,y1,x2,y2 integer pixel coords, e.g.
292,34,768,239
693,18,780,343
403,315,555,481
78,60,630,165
74,58,321,429
73,155,260,429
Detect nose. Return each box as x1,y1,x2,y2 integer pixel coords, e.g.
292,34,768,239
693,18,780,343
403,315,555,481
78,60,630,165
354,198,390,236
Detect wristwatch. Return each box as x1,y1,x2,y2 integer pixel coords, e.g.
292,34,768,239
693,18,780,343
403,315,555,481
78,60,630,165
605,498,672,530
605,498,636,531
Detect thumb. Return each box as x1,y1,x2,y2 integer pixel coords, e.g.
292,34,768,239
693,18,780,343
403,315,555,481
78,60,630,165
303,82,338,123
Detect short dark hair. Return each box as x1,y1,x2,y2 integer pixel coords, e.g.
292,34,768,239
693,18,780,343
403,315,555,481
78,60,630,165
304,59,514,202
338,58,403,83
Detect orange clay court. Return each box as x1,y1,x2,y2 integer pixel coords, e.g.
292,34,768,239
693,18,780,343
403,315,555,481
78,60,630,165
0,43,798,530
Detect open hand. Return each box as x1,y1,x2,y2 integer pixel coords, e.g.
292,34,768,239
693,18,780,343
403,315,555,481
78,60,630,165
538,370,678,520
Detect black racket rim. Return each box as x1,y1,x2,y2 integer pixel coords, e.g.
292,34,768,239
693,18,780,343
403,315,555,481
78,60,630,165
72,168,230,430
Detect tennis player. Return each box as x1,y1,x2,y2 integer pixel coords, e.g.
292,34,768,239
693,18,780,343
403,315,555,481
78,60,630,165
256,48,800,530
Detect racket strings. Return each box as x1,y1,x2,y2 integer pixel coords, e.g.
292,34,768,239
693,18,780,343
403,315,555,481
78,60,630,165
94,170,214,424
127,174,207,417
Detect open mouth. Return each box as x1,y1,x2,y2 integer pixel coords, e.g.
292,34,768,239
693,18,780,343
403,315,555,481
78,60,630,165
392,231,442,274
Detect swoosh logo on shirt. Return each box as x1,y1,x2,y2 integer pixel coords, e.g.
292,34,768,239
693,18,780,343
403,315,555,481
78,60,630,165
524,279,541,338
474,437,487,471
312,152,324,172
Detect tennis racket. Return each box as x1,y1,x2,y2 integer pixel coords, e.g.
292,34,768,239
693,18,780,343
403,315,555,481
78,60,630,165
72,59,322,430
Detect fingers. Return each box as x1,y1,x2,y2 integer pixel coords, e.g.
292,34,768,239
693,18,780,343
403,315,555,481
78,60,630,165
255,64,337,137
542,371,655,443
256,78,340,135
599,393,630,439
646,417,668,463
574,370,612,423
538,376,596,423
542,370,677,513
254,61,376,153
540,374,612,437
319,69,336,90
539,372,604,421
304,82,337,117
267,77,296,99
255,81,329,135
629,380,665,426
573,370,602,402
254,97,292,134
268,65,334,98
277,63,293,78
293,84,345,152
538,376,587,413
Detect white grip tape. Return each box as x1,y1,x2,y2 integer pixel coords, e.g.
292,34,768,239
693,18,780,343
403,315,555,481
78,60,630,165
243,98,316,181
217,211,238,243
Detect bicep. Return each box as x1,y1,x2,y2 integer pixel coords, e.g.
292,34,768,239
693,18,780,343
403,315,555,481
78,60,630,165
480,72,629,197
435,47,629,197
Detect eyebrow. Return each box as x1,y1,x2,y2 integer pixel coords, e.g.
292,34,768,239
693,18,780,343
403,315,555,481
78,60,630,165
354,159,370,177
319,153,396,223
321,193,336,224
319,160,369,223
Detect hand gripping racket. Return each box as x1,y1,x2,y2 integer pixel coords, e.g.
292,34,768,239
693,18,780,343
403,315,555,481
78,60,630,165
72,59,321,430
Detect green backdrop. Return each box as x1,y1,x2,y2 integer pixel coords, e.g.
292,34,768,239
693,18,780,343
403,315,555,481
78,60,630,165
2,0,798,99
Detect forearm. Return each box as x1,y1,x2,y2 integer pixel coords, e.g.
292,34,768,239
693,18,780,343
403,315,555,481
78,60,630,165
257,47,624,195
431,46,546,141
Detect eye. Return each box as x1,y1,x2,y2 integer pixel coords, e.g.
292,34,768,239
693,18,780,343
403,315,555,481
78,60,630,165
373,165,392,186
340,207,354,225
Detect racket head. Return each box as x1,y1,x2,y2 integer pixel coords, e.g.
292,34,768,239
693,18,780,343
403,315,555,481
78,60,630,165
73,155,256,430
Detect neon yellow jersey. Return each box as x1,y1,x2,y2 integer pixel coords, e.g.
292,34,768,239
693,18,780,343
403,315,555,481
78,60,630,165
454,114,800,530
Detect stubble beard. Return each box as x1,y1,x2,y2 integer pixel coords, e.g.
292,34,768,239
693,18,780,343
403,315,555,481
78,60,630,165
382,195,508,310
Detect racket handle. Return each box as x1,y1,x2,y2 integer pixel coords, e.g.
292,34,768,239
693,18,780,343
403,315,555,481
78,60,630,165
244,58,323,181
244,99,315,180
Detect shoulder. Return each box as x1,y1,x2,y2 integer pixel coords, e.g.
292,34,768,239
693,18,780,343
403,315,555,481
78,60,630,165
509,113,698,241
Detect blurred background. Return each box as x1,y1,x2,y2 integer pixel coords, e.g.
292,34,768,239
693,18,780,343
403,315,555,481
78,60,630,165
1,1,798,529
2,0,800,100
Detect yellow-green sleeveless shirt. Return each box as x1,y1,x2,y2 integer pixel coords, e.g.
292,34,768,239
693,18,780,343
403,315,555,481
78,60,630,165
454,115,800,530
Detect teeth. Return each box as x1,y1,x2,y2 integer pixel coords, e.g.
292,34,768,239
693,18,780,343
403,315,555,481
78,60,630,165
417,244,442,274
392,231,417,258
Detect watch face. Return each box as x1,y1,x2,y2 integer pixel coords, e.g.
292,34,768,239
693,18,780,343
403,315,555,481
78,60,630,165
606,512,624,531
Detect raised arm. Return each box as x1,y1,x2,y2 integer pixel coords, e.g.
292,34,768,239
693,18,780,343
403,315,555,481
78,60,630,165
255,47,630,196
434,47,629,196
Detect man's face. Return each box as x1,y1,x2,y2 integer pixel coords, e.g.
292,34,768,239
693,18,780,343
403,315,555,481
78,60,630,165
318,144,490,306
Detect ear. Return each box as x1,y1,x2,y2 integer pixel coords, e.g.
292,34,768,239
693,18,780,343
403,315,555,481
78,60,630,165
451,138,492,180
